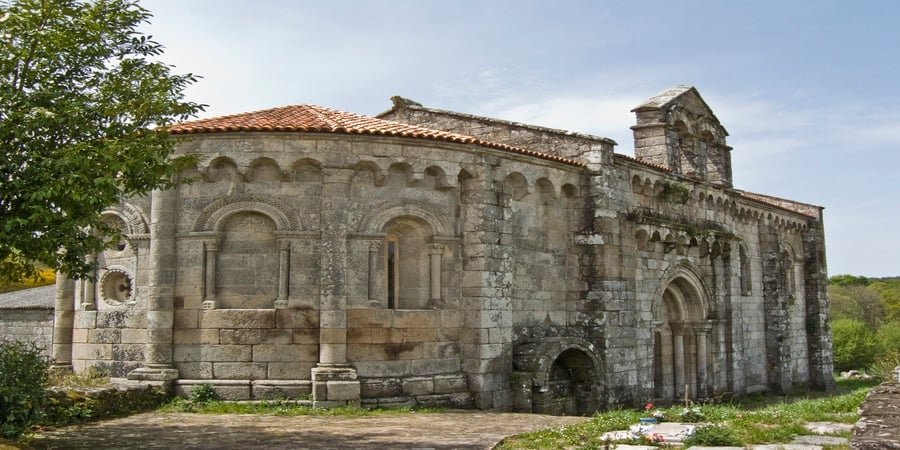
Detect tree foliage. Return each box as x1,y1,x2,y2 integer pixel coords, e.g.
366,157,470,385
0,0,203,282
829,274,869,287
828,284,885,328
831,319,878,372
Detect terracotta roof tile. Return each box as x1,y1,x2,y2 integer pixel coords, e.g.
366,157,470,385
736,190,821,219
168,105,585,167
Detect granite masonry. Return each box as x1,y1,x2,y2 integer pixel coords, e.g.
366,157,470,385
39,85,832,413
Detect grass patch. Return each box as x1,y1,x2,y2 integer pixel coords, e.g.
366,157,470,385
48,367,110,388
497,379,876,449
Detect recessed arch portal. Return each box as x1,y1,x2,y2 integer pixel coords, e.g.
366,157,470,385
653,269,714,401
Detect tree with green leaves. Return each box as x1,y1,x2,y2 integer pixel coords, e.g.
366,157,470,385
0,0,202,282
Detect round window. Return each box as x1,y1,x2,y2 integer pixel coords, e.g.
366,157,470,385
100,269,133,305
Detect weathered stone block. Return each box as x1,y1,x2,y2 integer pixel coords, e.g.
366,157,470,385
327,380,360,401
72,343,112,360
111,343,143,361
433,374,468,393
174,309,199,329
402,377,434,396
347,327,391,343
346,308,392,328
176,362,213,379
174,344,251,362
275,309,318,329
213,362,267,379
410,358,461,375
292,328,318,344
220,328,292,345
200,309,275,329
252,344,318,362
174,328,220,345
267,362,315,380
252,380,311,399
74,311,97,329
353,360,411,378
120,329,147,344
440,310,462,328
72,328,88,343
360,378,402,398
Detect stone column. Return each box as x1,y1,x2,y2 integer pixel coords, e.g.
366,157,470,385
50,273,75,373
312,167,360,407
128,188,179,382
672,322,686,399
428,243,444,301
81,255,96,310
656,324,675,400
275,240,290,309
201,238,219,309
367,240,380,306
694,322,712,398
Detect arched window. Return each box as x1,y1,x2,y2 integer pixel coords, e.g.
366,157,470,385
382,217,432,310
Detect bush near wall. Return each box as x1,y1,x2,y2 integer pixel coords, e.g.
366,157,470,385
43,383,170,426
0,340,49,440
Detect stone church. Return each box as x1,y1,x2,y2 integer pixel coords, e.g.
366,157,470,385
45,85,833,414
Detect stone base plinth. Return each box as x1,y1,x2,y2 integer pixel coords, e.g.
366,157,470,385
127,364,179,382
312,364,360,408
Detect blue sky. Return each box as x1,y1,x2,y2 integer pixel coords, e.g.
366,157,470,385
142,0,900,277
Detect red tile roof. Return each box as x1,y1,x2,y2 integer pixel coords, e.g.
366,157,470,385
168,105,585,167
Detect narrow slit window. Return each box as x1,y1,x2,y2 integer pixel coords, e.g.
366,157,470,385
386,235,399,309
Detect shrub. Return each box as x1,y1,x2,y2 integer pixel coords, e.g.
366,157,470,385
189,384,220,403
831,319,878,372
682,424,743,447
869,351,900,381
875,321,900,356
0,340,51,439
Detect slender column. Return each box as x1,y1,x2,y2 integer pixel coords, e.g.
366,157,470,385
312,167,360,407
428,243,444,301
694,323,712,398
367,241,380,306
128,188,179,381
202,238,219,309
672,322,686,399
50,273,75,372
275,240,290,308
654,321,675,400
81,255,96,310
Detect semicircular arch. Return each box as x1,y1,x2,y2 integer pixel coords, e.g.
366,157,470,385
357,201,454,237
654,261,712,320
195,196,300,232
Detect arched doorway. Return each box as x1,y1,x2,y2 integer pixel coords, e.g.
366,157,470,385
513,339,602,416
653,275,713,402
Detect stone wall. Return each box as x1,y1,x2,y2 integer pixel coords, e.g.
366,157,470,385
0,285,55,357
0,308,54,355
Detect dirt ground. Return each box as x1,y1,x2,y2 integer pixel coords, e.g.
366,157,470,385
23,410,589,450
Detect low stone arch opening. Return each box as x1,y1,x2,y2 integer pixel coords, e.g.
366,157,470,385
513,339,602,416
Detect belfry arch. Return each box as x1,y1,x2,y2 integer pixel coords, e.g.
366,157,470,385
652,269,714,402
